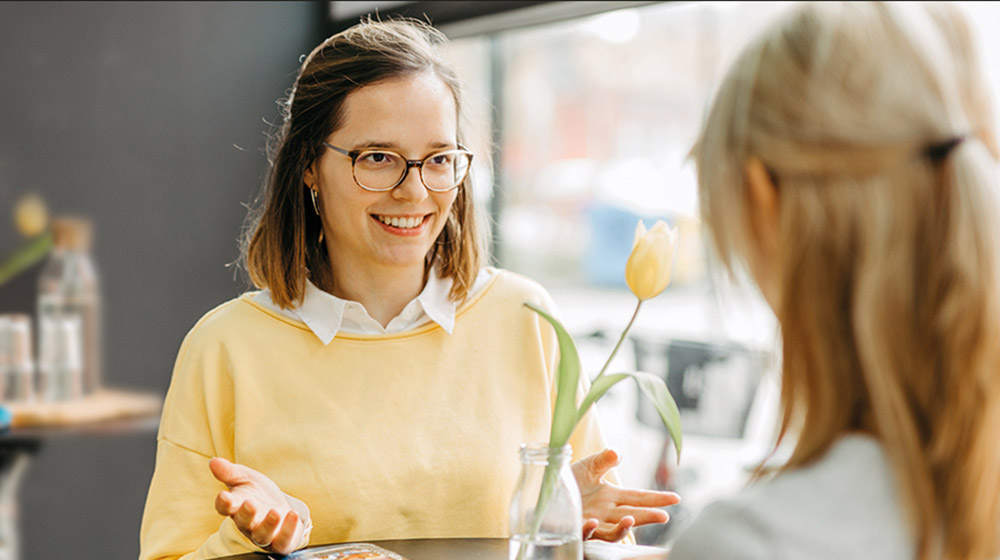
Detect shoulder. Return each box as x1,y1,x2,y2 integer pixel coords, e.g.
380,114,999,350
182,296,252,339
738,435,896,513
174,294,283,359
668,498,775,560
478,268,556,309
454,268,561,336
671,435,911,560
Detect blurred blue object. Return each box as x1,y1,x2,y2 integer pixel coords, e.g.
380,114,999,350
0,406,11,434
583,202,674,288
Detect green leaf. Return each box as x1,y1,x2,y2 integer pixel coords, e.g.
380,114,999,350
628,370,683,460
576,373,631,425
578,370,682,461
576,371,681,461
0,232,52,287
524,302,581,448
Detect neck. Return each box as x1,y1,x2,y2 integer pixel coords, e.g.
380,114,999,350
327,263,428,327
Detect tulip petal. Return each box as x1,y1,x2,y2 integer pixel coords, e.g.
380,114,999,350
632,220,647,249
648,220,670,235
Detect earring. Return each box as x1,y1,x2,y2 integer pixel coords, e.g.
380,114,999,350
308,187,324,244
310,188,321,216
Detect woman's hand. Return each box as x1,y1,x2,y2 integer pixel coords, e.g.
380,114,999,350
573,449,680,542
209,457,307,555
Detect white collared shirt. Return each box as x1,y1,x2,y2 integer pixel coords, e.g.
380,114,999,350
251,267,496,342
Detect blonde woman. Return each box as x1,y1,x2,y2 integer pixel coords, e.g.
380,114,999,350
651,2,1000,559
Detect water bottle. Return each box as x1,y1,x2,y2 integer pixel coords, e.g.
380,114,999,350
36,217,102,400
0,315,35,403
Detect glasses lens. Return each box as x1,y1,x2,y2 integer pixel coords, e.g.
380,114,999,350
353,151,406,191
421,151,472,192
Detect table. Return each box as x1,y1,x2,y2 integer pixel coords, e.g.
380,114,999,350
217,538,667,560
0,389,162,560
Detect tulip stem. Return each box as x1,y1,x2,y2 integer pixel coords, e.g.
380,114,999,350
593,299,642,382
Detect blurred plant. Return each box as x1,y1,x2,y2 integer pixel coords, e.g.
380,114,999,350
518,219,682,556
0,193,52,287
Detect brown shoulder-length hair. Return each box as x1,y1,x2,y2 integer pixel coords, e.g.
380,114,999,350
243,17,484,309
695,3,1000,560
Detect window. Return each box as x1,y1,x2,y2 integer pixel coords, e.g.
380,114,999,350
441,2,790,543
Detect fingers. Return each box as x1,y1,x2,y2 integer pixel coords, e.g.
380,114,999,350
587,515,636,542
219,491,302,554
614,506,670,527
215,489,240,516
269,511,303,555
586,504,667,531
250,509,283,550
587,449,620,482
209,457,252,488
582,518,599,540
610,488,681,508
233,499,265,536
209,459,303,554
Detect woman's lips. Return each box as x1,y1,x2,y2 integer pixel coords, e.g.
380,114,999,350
371,214,430,236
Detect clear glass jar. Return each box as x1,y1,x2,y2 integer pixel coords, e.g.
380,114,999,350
508,443,582,560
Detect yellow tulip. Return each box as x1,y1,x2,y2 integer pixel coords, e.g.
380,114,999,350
625,219,678,301
14,193,48,238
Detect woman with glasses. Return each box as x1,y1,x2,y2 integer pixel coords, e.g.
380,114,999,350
637,3,1000,560
139,18,678,560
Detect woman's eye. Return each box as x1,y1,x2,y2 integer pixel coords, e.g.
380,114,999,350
427,154,453,166
359,152,396,165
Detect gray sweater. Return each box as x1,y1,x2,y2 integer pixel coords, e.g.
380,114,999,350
668,435,913,560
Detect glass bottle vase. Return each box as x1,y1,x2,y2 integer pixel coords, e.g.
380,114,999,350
508,443,582,560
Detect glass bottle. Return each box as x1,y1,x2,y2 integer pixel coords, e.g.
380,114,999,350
0,314,35,402
508,443,582,560
37,315,83,401
36,217,102,399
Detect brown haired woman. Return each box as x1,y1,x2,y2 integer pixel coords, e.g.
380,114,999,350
138,18,679,560
638,2,1000,560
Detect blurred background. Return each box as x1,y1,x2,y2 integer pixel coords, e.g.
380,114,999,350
2,1,1000,559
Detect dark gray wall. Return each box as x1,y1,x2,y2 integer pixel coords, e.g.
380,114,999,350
0,2,326,558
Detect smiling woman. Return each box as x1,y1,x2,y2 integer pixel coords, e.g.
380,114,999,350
137,17,679,560
302,74,463,325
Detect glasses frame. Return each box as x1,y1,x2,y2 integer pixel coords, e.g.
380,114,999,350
322,143,474,193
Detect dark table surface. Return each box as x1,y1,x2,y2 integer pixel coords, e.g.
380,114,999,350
218,538,508,560
216,538,666,560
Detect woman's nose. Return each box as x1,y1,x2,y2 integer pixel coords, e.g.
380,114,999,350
391,165,429,203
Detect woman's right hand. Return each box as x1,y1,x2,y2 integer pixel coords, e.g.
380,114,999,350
209,457,307,555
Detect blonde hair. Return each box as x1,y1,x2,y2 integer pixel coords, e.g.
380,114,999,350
243,18,485,308
695,3,1000,559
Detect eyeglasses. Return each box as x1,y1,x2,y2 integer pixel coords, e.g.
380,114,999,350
323,143,473,192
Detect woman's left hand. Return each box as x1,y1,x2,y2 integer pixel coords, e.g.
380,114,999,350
572,449,680,542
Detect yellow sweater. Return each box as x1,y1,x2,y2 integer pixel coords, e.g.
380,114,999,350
140,270,609,560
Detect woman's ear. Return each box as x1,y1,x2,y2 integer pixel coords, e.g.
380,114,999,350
303,165,317,190
744,157,780,259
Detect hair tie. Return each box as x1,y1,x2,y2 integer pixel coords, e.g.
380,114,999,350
925,135,965,163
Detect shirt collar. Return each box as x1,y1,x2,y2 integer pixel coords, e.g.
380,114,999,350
271,271,459,345
295,280,348,345
413,268,457,335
